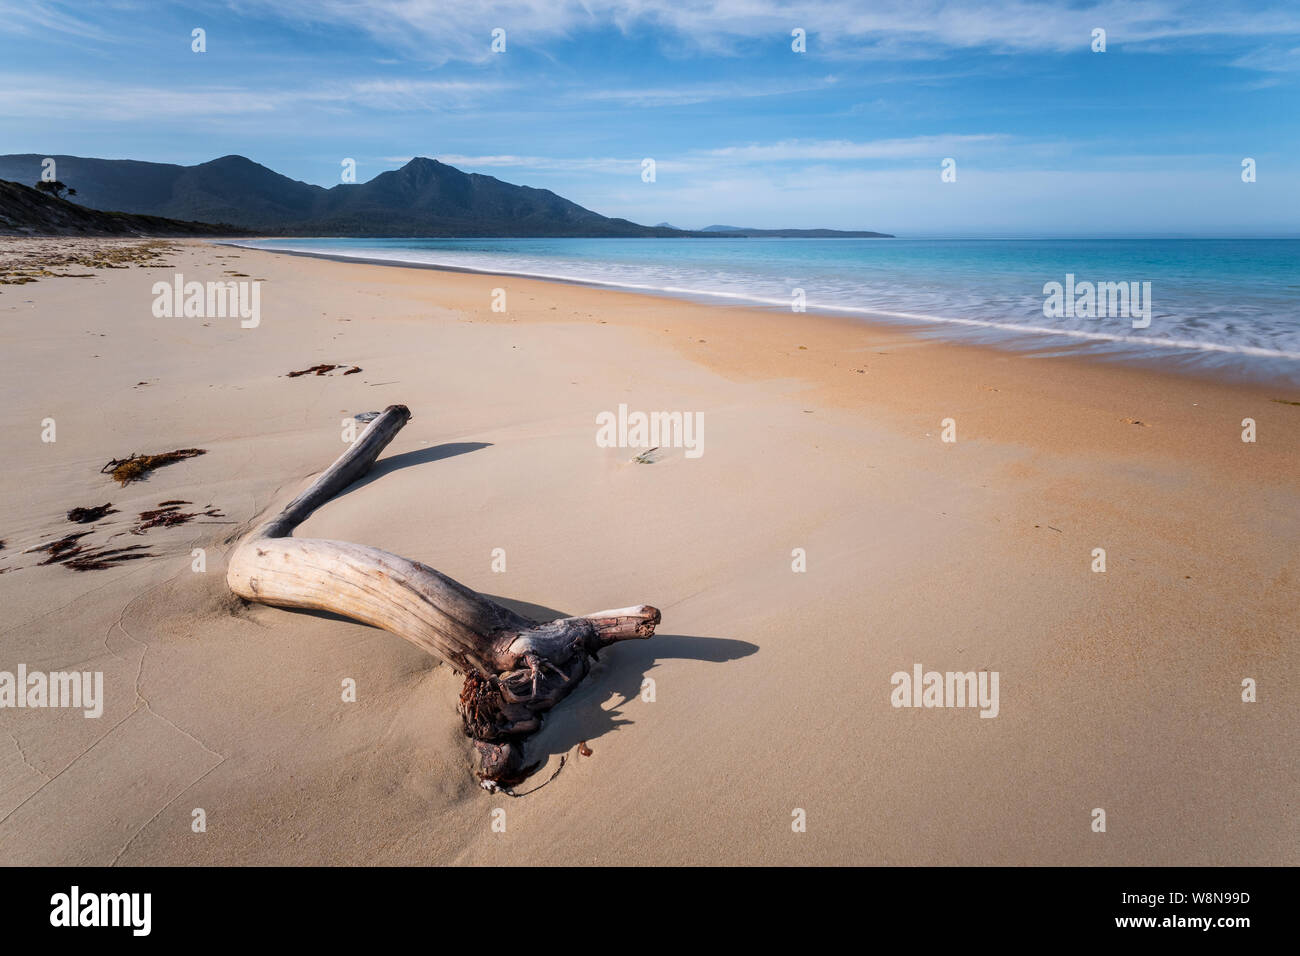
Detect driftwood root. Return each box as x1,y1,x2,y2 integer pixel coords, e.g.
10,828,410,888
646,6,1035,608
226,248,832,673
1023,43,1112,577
226,404,660,789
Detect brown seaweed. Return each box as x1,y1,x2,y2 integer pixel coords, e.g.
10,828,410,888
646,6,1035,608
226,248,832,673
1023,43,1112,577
101,449,206,485
27,531,152,570
286,364,363,377
132,501,224,534
67,503,117,523
287,364,339,377
63,545,153,571
28,531,93,563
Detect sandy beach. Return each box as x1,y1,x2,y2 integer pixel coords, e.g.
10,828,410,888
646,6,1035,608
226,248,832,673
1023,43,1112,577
0,237,1294,866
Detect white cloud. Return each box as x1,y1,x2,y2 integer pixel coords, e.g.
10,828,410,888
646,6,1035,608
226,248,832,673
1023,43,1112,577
0,0,118,41
697,135,1009,162
1230,44,1300,72
413,135,1013,180
0,75,510,120
429,155,642,173
578,76,839,107
236,0,1300,62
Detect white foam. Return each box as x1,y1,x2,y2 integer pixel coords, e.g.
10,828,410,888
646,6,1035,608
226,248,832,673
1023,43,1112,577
228,241,1300,362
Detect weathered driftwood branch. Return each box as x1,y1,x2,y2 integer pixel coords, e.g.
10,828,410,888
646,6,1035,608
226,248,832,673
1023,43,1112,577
227,404,660,788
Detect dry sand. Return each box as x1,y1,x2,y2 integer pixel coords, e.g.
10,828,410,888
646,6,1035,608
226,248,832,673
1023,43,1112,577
0,237,1295,865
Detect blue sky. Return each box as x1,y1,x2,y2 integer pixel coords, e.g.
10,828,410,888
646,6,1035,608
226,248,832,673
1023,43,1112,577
1,0,1297,235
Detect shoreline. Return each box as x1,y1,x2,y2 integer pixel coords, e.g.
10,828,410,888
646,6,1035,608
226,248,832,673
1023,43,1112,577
0,237,1294,865
220,239,1300,391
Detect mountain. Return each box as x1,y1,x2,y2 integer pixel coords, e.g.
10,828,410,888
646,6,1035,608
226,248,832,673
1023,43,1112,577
0,154,894,238
0,154,683,237
304,157,679,237
0,178,250,237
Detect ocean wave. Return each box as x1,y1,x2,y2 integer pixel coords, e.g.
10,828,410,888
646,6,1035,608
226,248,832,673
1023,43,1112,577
229,238,1300,372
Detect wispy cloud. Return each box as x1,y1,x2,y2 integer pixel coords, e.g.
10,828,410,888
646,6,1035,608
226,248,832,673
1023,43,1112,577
2,0,1294,234
1230,44,1300,72
0,0,119,42
697,135,1009,162
419,135,1012,177
577,76,840,107
0,75,511,120
417,155,642,173
235,0,1300,62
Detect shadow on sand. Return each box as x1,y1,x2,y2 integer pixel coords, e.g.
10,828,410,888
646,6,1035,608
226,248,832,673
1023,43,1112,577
484,595,758,792
332,442,493,500
246,439,755,790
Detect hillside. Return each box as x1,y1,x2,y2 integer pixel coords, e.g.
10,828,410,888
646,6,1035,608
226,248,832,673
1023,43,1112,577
0,179,249,237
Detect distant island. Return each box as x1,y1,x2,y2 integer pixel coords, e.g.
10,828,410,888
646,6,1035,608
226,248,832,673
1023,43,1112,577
0,154,893,239
700,224,895,238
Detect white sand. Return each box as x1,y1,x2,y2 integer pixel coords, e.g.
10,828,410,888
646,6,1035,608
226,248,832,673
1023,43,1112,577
0,238,1294,865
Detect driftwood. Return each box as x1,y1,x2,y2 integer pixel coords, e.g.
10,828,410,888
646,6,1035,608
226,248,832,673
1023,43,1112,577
227,404,659,789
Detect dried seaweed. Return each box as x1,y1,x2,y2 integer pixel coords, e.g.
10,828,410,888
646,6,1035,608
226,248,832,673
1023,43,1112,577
27,531,92,563
0,240,179,285
132,501,223,534
101,448,206,485
63,545,152,571
67,503,117,523
26,530,152,570
286,364,363,377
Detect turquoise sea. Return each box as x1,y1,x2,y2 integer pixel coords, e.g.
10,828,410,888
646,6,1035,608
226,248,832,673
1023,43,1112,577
237,237,1300,383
